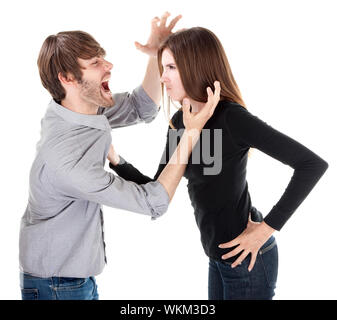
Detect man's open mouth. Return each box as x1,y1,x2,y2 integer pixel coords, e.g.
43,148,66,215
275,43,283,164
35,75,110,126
101,80,110,92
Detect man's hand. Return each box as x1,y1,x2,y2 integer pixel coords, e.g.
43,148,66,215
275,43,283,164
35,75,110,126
135,12,182,57
218,216,275,272
182,81,221,133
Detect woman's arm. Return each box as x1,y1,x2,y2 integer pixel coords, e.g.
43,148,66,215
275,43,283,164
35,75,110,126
108,106,182,184
108,145,164,184
225,105,328,231
219,104,328,271
110,82,221,202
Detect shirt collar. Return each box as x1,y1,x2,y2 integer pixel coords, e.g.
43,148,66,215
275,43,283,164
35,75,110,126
49,99,111,131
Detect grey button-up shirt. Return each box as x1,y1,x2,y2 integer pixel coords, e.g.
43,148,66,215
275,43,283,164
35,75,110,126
19,85,170,278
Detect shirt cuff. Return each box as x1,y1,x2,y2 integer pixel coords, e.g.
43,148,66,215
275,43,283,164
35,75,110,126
264,205,291,231
109,157,169,219
140,180,170,220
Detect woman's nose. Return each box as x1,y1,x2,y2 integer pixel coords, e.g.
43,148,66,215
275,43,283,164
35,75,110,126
160,72,168,83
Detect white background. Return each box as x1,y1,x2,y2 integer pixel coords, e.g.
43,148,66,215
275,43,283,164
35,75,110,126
0,0,336,300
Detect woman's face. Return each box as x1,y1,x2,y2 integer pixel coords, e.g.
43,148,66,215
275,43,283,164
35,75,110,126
160,48,186,101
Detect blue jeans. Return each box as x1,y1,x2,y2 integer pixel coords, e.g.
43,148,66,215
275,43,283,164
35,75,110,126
208,235,278,300
20,273,99,300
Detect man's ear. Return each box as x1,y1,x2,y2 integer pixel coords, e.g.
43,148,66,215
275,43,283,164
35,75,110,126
58,72,76,86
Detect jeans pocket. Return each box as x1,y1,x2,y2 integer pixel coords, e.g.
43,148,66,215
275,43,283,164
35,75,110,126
21,288,39,300
54,277,95,300
258,238,278,289
55,278,88,290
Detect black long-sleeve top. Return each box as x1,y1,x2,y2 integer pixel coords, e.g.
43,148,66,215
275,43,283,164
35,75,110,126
109,100,328,262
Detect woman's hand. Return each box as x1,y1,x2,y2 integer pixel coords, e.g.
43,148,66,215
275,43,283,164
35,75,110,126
107,144,120,166
182,81,221,133
218,216,275,272
135,12,182,57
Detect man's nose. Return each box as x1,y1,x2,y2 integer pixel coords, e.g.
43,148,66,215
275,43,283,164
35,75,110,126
103,60,113,71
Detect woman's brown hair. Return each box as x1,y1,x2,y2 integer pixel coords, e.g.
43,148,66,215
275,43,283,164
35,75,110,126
157,27,246,128
37,31,106,102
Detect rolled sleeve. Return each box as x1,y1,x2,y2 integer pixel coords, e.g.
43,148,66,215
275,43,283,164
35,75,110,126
139,180,170,219
98,85,159,129
131,85,159,123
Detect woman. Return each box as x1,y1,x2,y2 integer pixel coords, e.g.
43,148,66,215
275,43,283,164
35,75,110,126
107,27,328,300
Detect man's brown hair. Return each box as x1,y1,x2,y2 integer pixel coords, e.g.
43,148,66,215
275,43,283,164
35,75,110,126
37,31,106,102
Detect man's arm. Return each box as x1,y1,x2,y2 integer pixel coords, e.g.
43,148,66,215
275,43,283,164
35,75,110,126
51,164,170,219
156,128,199,200
141,56,161,106
135,12,182,105
52,83,220,220
108,124,190,198
107,113,178,184
98,12,182,129
98,85,159,129
111,82,221,201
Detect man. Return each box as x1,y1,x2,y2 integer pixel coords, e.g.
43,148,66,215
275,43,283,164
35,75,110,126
19,12,182,300
19,11,221,300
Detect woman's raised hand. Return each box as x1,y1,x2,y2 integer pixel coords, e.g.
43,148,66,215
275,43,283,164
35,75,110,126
182,81,221,133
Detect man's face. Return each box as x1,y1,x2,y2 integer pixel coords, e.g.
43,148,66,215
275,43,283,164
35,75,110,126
77,56,114,108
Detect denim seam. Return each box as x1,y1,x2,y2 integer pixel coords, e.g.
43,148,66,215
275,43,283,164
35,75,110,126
258,253,275,289
90,277,98,299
